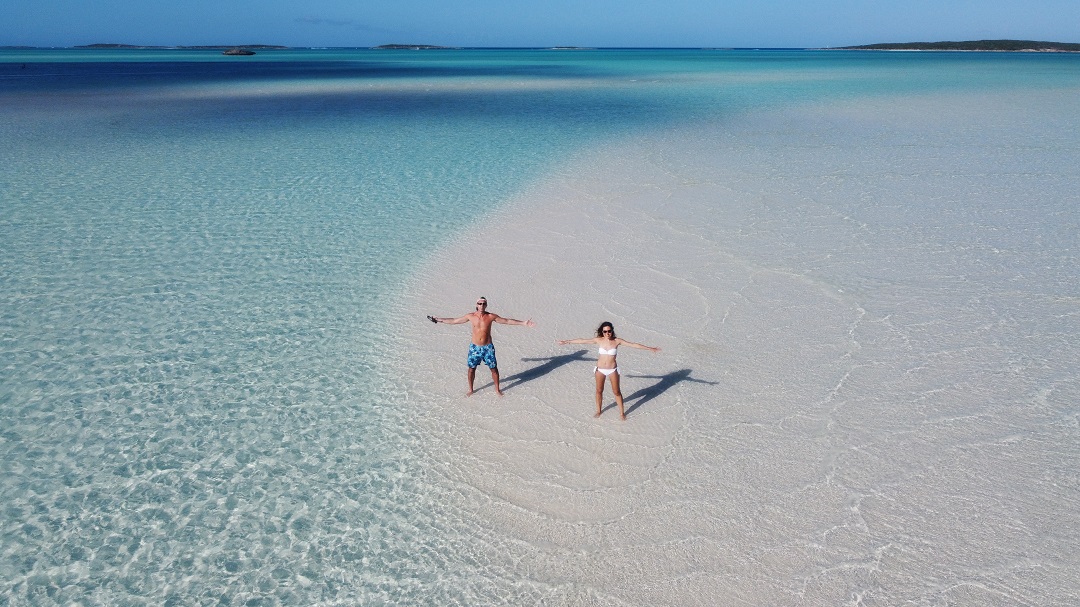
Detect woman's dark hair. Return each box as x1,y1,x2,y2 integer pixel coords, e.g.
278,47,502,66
596,321,616,339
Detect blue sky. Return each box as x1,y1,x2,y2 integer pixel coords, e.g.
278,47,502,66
4,0,1079,48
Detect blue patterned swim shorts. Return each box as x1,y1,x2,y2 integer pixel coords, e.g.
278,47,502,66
467,343,498,369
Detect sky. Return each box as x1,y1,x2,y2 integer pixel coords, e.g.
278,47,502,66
3,0,1079,49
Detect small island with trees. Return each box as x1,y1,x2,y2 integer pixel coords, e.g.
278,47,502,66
837,39,1080,52
75,44,287,50
70,44,290,56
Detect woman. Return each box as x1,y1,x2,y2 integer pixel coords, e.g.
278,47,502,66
556,321,660,419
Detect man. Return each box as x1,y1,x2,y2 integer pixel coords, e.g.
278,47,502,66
428,297,536,396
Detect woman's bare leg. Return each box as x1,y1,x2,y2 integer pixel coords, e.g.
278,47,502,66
594,371,606,417
610,372,626,420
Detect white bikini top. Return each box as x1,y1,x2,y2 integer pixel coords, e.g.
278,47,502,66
598,346,618,356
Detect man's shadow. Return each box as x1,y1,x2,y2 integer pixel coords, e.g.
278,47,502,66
621,369,718,416
498,350,591,392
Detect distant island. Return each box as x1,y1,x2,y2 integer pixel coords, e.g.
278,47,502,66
74,44,288,50
837,39,1080,52
14,41,1077,53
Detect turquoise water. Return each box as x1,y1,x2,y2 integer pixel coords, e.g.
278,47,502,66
2,49,1079,604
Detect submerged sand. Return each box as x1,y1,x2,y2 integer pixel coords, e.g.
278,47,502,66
395,88,1080,604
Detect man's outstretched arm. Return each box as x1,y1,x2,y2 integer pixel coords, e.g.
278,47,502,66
493,315,536,327
428,314,471,324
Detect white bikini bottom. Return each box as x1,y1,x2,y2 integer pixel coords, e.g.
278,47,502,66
594,367,620,377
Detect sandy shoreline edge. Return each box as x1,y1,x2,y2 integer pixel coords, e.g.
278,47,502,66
391,89,1080,604
392,109,884,604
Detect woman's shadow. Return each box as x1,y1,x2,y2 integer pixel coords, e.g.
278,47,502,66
621,369,718,416
498,350,591,392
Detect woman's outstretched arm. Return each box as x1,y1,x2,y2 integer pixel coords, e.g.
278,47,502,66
556,337,598,346
616,338,661,353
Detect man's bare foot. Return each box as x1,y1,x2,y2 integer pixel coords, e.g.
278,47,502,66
594,411,602,418
495,389,504,396
620,414,627,420
466,390,474,397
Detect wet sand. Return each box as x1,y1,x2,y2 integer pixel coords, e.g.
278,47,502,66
395,89,1080,604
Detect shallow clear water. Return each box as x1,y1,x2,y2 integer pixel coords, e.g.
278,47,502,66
2,48,1079,604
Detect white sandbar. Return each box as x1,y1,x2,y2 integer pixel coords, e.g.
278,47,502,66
396,87,1080,604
